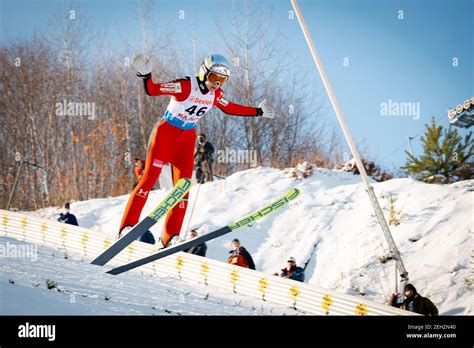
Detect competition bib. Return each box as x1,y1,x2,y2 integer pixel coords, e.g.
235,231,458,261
163,77,215,130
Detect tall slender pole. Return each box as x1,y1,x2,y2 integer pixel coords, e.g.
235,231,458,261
395,260,398,293
291,0,408,281
183,182,202,237
7,161,24,210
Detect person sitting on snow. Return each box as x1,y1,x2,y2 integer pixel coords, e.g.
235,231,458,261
280,256,305,282
227,239,255,270
184,229,207,257
57,202,78,226
137,229,155,245
390,283,438,316
289,161,313,180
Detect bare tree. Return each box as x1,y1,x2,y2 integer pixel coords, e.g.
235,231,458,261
0,1,343,211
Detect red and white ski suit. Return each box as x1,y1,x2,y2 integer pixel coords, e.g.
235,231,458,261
120,75,259,245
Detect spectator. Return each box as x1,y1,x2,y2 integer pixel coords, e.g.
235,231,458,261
289,161,313,180
119,225,155,245
184,229,207,257
280,256,305,282
390,283,438,316
138,230,156,245
57,202,78,226
194,134,215,184
227,239,255,270
133,158,146,188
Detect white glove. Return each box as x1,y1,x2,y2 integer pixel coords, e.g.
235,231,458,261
131,53,152,76
258,99,275,119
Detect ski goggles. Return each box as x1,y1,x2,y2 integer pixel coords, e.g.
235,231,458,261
207,71,228,86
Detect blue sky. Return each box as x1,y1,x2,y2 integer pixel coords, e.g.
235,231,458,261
1,0,472,169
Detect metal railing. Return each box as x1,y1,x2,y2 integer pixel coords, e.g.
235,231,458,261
0,210,416,315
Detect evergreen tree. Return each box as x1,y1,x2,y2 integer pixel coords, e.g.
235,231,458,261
404,117,473,183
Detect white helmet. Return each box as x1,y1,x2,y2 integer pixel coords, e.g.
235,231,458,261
198,54,231,85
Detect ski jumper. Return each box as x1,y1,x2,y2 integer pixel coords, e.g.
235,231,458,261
120,75,259,245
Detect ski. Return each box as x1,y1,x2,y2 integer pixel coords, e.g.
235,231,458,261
107,188,301,275
91,178,192,266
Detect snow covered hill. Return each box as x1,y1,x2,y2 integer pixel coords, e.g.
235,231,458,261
33,166,474,315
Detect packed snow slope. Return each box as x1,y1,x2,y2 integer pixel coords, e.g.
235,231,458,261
0,237,300,315
35,167,473,315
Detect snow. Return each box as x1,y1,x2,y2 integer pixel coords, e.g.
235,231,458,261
0,237,301,315
12,167,474,315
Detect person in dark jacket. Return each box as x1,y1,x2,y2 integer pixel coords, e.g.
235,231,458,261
390,283,438,316
184,230,207,257
138,230,156,245
280,256,305,282
119,225,156,245
57,202,78,226
195,134,215,162
194,134,215,184
227,239,255,270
